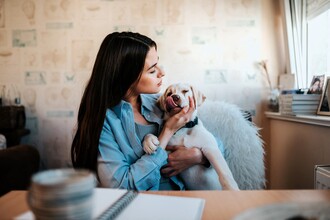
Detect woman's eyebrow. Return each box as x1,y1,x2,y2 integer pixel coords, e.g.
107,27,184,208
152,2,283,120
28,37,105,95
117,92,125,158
147,63,157,70
147,57,159,71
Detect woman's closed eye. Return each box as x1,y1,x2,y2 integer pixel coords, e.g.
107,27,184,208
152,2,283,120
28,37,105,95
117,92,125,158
149,67,157,74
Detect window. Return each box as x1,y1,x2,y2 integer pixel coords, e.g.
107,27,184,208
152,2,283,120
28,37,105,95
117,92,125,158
282,0,330,88
307,9,330,85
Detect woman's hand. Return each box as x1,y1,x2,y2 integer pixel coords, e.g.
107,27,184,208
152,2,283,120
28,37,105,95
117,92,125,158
163,96,195,133
161,145,209,177
157,97,195,149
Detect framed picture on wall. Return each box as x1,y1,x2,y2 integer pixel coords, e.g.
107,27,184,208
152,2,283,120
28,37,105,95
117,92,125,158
317,76,330,116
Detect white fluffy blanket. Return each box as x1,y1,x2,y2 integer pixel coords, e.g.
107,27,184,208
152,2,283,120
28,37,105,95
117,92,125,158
198,100,265,190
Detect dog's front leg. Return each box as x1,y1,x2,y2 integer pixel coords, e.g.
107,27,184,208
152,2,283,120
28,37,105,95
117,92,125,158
143,134,160,154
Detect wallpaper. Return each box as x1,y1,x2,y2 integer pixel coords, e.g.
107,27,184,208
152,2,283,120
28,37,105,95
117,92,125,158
0,0,279,169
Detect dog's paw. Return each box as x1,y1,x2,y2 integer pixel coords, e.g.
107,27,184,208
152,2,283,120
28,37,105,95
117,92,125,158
143,134,159,154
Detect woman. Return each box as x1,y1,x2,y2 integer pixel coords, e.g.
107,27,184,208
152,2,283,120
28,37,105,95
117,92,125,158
71,32,208,190
308,77,321,94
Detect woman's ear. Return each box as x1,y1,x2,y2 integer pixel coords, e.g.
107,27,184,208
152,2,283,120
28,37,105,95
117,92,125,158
190,85,206,107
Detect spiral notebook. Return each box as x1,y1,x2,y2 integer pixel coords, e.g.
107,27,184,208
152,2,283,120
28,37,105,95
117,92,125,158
16,188,205,220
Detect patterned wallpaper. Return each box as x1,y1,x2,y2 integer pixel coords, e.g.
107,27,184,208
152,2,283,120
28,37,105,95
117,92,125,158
0,0,283,169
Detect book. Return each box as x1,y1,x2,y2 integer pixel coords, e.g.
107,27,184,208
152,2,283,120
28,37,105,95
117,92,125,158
97,190,138,220
280,89,304,94
281,104,319,111
16,188,205,220
281,100,320,105
279,94,321,116
280,110,317,115
280,94,321,101
280,106,318,114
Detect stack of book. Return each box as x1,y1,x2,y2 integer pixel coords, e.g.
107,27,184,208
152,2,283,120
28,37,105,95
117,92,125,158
279,94,321,115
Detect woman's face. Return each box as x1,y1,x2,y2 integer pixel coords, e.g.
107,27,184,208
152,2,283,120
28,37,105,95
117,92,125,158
132,46,165,95
312,80,320,90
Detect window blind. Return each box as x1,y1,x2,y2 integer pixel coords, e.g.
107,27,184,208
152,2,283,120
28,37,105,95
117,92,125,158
307,0,330,20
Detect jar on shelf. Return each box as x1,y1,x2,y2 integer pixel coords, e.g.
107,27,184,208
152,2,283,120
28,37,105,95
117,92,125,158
267,88,280,112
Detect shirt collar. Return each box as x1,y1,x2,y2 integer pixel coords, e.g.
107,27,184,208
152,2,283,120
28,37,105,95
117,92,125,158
111,94,162,119
140,93,161,112
112,100,130,119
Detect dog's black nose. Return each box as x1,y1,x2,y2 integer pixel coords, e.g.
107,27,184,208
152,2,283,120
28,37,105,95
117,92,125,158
171,94,180,101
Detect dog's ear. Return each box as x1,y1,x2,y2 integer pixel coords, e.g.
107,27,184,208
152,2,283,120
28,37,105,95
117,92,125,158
190,85,206,107
157,88,167,111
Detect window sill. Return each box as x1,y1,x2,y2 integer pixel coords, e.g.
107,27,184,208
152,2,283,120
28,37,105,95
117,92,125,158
265,111,330,127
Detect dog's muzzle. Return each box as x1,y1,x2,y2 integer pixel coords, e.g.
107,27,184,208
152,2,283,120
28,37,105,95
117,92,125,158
165,95,182,113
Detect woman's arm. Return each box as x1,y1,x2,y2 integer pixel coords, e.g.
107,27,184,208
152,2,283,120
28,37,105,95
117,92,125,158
98,112,169,191
157,96,195,149
155,96,209,177
161,146,209,177
162,135,225,177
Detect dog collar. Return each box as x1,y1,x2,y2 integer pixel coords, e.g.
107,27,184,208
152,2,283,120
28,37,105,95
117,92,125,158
184,117,198,128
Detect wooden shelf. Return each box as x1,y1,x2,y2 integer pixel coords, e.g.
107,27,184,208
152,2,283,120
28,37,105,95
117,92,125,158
265,111,330,127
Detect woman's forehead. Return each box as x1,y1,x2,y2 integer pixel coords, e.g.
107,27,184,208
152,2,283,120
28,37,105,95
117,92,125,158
144,47,158,69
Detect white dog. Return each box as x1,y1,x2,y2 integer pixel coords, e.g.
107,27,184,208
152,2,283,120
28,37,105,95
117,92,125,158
143,83,239,190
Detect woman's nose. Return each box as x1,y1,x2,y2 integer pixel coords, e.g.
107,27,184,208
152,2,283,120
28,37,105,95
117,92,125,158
157,66,165,77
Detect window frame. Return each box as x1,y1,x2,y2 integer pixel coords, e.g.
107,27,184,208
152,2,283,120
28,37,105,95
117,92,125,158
281,0,330,89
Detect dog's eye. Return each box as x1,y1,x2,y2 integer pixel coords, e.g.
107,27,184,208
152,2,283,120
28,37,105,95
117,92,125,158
167,92,172,97
182,90,189,94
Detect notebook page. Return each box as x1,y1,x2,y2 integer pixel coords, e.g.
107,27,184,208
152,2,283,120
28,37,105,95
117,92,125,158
117,193,205,220
16,188,205,220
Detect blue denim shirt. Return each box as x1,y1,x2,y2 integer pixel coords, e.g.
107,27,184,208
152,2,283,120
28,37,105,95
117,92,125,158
97,94,185,191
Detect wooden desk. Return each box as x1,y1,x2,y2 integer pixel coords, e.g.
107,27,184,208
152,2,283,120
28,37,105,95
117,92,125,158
1,190,330,219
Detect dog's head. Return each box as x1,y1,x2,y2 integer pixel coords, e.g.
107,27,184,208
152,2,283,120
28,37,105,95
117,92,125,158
158,83,206,119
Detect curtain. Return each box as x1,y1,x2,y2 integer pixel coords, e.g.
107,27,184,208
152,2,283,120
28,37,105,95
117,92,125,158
282,0,307,88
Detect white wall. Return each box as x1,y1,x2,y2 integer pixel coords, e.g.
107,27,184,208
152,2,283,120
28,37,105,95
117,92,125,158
0,0,285,169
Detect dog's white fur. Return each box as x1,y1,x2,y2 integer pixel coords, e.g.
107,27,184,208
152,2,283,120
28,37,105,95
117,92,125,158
143,83,239,190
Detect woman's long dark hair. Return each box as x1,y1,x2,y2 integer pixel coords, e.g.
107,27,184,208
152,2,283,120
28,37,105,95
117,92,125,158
71,32,156,173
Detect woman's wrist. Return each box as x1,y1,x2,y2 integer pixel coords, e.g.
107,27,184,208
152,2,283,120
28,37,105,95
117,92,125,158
163,121,177,134
158,126,175,149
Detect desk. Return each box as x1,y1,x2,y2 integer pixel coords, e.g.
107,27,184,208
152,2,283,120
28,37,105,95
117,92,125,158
1,190,330,219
